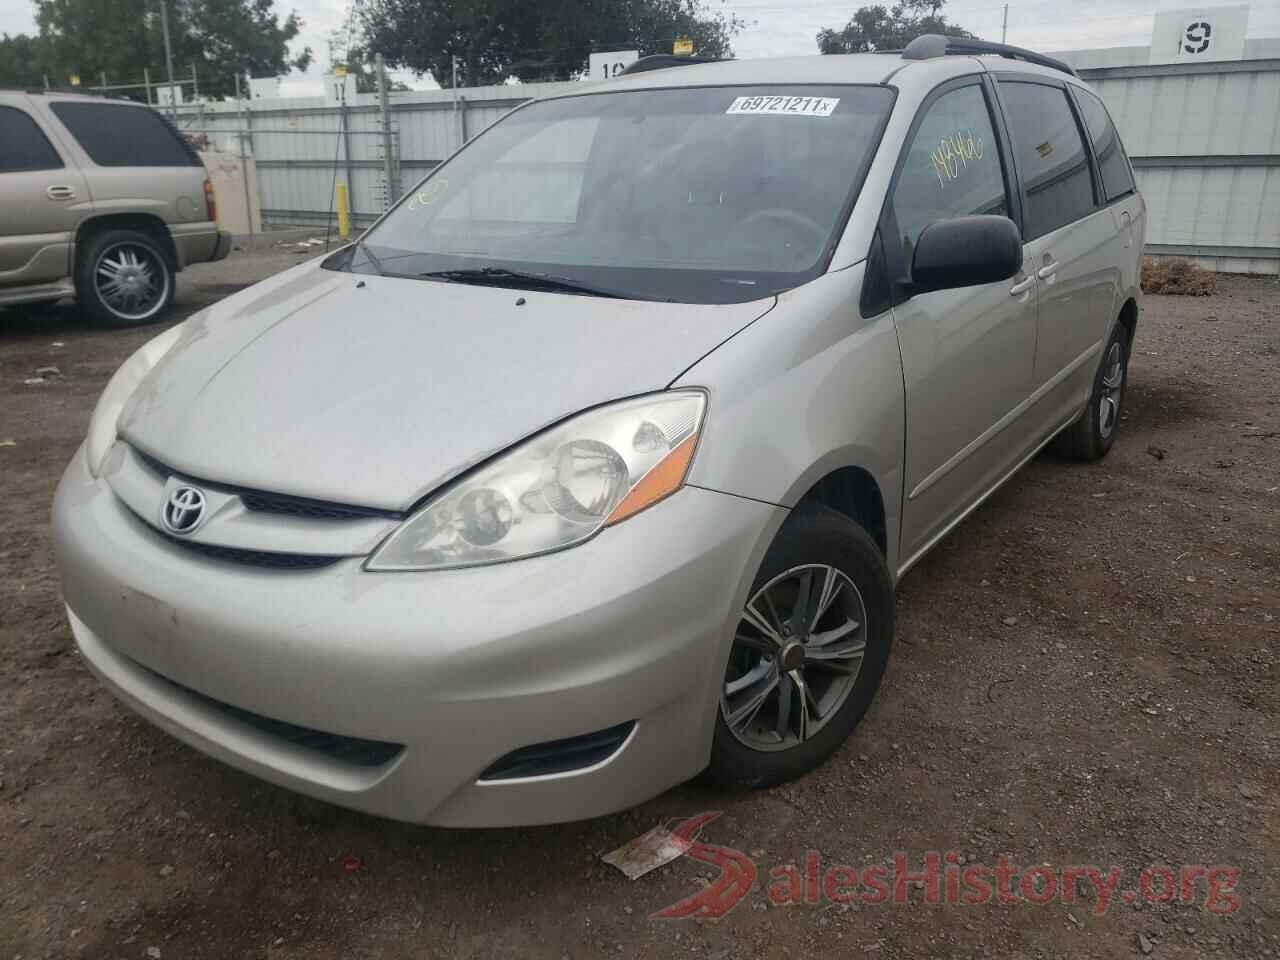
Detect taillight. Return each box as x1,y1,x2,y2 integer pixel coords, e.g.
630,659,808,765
203,178,217,223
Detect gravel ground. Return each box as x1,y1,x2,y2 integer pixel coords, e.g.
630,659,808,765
1,257,1276,959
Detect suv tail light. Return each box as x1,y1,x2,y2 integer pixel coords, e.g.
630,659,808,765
203,178,217,223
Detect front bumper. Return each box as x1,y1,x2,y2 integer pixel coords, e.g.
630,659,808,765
52,449,784,826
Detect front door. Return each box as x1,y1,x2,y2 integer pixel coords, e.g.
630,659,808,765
887,80,1038,569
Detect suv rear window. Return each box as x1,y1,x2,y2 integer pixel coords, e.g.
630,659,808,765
49,102,200,167
0,106,63,172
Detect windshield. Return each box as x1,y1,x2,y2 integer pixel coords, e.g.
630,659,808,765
338,85,894,304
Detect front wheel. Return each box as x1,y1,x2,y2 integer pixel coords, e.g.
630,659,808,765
707,504,895,788
75,228,175,327
1051,323,1130,461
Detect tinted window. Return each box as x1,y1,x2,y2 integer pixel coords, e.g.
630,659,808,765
890,84,1009,267
1074,87,1135,202
998,81,1095,239
0,106,62,172
50,102,199,167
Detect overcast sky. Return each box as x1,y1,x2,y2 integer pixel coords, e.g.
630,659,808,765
3,0,1278,95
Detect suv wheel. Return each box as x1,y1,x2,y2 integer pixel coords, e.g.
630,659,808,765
76,229,175,327
1051,323,1130,461
707,504,894,788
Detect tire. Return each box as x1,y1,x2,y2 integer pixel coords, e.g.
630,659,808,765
707,503,895,788
1050,323,1130,461
75,228,175,328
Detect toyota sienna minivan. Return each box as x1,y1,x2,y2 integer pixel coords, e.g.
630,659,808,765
53,36,1144,826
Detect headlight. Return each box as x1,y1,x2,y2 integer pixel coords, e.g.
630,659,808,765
366,391,706,571
84,321,188,476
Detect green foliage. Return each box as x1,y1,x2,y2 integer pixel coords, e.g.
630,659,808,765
357,0,744,88
0,0,310,99
817,0,974,54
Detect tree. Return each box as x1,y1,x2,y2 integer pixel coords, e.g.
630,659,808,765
0,32,54,87
816,0,974,54
357,0,743,88
0,0,311,98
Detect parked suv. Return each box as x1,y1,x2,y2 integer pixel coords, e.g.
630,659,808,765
0,90,230,326
53,37,1144,826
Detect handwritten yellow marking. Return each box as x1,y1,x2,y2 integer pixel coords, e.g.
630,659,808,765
929,129,985,189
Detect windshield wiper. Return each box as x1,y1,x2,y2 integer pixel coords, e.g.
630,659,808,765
419,266,632,300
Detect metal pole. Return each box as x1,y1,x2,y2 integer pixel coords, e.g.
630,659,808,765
1001,4,1008,43
340,98,356,226
191,62,198,101
159,0,176,118
43,74,50,90
452,55,461,150
234,73,255,239
144,67,152,105
100,71,107,92
376,53,396,207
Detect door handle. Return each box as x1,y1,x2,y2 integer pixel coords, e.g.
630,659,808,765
46,184,76,201
1009,275,1035,296
1037,263,1058,280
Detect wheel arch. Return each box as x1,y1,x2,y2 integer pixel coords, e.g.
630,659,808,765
75,214,179,273
1116,296,1138,350
794,465,888,559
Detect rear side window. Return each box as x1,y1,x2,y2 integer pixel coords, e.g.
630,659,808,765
890,84,1010,266
1074,87,1135,202
998,81,1095,240
0,106,63,172
49,102,199,167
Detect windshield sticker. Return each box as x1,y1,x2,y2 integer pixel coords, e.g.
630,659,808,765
726,96,840,117
928,130,985,188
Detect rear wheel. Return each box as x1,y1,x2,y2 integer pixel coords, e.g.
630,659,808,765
76,228,175,327
707,504,894,788
1051,323,1130,461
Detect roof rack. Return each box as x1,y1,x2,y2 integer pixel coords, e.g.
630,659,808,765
901,34,1077,77
618,54,720,76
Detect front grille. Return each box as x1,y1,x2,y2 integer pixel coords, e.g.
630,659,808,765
240,491,400,521
137,661,404,768
132,447,401,522
479,721,636,781
156,531,344,570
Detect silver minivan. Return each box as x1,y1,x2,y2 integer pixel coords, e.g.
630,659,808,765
0,90,230,325
53,37,1143,826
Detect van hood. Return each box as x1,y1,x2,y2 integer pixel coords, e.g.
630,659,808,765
120,261,773,510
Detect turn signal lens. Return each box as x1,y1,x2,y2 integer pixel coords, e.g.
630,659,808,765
606,433,698,526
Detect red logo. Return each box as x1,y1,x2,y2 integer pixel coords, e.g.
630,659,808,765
651,812,757,920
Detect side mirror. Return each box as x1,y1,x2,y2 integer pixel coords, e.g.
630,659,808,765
909,215,1022,295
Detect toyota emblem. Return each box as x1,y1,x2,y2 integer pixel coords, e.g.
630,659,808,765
162,486,206,534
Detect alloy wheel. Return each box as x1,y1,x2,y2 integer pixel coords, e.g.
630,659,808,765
1098,341,1124,440
721,563,867,752
95,242,169,322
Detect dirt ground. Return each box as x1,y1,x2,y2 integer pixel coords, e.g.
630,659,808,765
1,256,1276,959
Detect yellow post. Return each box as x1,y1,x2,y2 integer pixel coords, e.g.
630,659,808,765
336,183,351,239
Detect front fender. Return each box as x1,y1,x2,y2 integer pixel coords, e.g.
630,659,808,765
675,262,905,574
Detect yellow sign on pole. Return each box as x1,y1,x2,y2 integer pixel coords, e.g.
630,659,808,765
336,183,351,239
68,73,81,86
673,38,694,55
